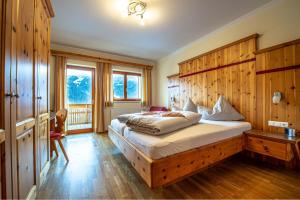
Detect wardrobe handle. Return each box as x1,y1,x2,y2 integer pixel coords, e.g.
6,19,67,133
37,96,42,100
5,93,12,97
12,92,19,98
5,92,19,98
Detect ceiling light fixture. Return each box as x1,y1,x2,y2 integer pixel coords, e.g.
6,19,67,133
125,0,147,26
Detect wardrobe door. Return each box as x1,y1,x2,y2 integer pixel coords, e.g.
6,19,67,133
0,1,5,198
16,130,34,199
2,0,14,198
13,0,36,198
35,0,51,178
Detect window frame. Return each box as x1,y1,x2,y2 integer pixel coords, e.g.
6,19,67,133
113,71,142,102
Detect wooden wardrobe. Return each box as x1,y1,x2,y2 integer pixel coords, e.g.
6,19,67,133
1,0,54,198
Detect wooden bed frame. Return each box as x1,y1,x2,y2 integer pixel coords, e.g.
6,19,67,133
108,126,244,188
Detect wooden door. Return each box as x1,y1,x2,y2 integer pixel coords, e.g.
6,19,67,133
2,0,14,198
11,0,36,198
35,0,51,180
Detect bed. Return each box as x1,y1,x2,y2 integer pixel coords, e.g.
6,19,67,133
108,119,251,188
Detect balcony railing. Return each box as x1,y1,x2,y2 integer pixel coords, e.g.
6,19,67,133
67,104,92,127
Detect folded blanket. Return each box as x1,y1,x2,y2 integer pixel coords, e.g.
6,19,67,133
125,111,201,135
117,111,162,123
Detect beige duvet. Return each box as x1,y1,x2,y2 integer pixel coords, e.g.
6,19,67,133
121,111,201,135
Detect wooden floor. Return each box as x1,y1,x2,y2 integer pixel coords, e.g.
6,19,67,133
37,133,300,199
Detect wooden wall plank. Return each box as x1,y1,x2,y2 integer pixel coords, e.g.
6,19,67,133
255,40,300,133
174,37,299,133
176,36,257,123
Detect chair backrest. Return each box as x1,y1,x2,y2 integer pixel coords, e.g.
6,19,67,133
56,109,68,133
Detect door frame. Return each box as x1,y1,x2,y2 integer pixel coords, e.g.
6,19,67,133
66,65,95,134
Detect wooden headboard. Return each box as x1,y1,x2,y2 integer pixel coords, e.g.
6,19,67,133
255,39,300,133
167,35,300,132
178,34,258,123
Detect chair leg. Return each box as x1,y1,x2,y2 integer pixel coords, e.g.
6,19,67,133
50,140,53,157
50,139,58,158
57,138,69,162
52,140,59,157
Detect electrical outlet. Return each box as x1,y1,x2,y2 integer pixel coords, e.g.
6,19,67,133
268,120,289,128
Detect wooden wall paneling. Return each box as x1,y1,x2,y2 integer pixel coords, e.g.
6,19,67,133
285,70,296,130
230,65,241,112
296,69,300,132
206,71,217,108
167,74,180,108
255,74,264,130
296,44,300,65
255,40,300,133
177,35,258,125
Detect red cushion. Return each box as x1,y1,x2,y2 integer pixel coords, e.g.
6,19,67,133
50,131,62,139
149,106,168,112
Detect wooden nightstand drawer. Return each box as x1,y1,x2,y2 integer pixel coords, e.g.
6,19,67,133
246,136,293,161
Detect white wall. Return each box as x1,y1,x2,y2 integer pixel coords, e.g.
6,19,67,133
156,0,300,107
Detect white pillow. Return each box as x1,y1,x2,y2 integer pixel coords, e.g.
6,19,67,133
171,105,182,111
202,96,245,121
183,98,197,113
197,106,212,115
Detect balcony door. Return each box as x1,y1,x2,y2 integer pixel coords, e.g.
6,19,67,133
66,66,95,134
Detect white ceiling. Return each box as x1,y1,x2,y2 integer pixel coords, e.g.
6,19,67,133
51,0,271,61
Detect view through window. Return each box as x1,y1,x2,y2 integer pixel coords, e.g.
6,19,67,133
66,67,94,132
113,71,141,101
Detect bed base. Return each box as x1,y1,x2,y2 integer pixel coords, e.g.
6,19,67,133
108,126,244,188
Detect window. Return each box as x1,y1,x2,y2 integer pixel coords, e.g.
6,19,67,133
113,71,141,101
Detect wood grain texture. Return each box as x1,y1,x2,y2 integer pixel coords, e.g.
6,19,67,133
108,126,244,188
167,74,180,109
16,129,35,199
255,41,300,133
177,36,257,123
16,0,35,123
246,136,293,161
176,36,300,133
37,133,300,199
35,0,51,179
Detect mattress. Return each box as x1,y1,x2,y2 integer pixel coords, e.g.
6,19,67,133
123,119,251,160
110,119,126,135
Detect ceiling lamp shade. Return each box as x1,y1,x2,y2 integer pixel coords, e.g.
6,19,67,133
124,0,147,26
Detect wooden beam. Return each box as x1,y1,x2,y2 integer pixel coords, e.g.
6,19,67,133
255,38,300,54
51,50,153,70
178,33,259,65
179,58,256,78
256,64,300,75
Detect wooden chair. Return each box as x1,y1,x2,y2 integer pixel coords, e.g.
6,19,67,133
50,109,69,162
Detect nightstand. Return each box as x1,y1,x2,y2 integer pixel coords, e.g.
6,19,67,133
244,130,300,162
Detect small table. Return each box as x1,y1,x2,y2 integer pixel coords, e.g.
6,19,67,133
244,130,300,161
